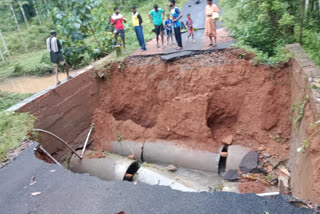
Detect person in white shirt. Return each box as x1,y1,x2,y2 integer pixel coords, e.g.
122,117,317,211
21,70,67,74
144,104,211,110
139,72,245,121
46,30,71,85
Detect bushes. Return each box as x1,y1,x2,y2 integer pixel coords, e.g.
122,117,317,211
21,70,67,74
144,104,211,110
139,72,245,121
220,0,320,67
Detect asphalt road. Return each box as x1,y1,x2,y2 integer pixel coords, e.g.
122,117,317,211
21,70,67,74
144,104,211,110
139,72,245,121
0,143,313,214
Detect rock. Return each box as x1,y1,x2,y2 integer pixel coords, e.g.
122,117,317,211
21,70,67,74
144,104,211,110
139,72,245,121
221,152,228,157
239,151,259,174
128,155,135,160
223,170,239,182
167,164,177,172
222,135,233,145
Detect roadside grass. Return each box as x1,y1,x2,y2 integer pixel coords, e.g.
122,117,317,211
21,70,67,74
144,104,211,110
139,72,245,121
0,111,35,162
0,91,33,111
0,91,35,162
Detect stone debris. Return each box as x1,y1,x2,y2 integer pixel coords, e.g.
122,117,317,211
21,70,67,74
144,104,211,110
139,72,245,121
239,151,259,173
167,164,177,172
223,170,239,182
128,155,135,160
222,135,233,145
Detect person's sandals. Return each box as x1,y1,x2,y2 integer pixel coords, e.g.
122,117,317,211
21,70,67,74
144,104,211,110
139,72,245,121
176,47,183,50
56,81,61,86
209,43,213,46
193,40,196,43
67,76,72,80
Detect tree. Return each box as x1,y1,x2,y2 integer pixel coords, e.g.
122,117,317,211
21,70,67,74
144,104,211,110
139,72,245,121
7,0,28,52
51,0,115,66
17,0,30,29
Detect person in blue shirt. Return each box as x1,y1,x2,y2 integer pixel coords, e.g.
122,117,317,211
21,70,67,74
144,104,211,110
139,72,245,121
164,13,174,45
169,0,183,49
149,4,165,48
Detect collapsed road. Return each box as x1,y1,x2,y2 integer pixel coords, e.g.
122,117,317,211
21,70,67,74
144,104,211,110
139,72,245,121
0,142,313,214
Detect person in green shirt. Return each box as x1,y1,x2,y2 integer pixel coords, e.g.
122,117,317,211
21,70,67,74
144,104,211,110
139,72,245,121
149,4,165,48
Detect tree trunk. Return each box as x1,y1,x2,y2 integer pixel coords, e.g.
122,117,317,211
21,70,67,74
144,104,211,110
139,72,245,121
0,31,10,56
18,1,30,29
32,0,42,24
9,3,28,52
300,0,306,44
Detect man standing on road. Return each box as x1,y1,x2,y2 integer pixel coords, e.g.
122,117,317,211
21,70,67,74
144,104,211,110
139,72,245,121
169,0,183,49
132,6,146,51
111,7,127,50
46,30,71,86
149,4,165,48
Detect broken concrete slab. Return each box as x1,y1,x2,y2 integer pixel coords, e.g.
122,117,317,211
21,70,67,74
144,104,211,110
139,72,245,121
239,151,259,174
223,170,239,182
226,145,251,171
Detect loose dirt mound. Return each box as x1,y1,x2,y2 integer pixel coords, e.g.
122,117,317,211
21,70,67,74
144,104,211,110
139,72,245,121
92,50,291,159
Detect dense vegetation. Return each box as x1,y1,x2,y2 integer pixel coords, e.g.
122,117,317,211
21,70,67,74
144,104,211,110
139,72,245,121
0,0,187,79
220,0,320,65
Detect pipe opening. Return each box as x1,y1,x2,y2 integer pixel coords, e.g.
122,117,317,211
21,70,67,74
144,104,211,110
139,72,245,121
123,161,141,181
218,146,228,175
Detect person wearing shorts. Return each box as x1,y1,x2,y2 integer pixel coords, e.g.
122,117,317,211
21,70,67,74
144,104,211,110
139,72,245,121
149,4,165,48
186,13,195,43
111,7,127,50
165,13,174,45
46,30,71,85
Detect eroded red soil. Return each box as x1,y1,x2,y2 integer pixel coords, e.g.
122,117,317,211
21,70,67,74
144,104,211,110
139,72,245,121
92,49,291,159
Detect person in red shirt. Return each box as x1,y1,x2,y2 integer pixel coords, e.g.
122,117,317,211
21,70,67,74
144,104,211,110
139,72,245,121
111,7,127,50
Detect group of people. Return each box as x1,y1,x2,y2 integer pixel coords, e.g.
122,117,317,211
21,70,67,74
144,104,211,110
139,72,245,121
46,0,220,85
111,0,220,51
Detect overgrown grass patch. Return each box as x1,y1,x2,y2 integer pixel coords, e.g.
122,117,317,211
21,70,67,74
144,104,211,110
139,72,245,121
0,91,33,111
0,111,35,162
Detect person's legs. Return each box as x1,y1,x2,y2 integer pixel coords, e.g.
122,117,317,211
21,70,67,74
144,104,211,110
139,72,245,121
209,36,213,46
171,33,175,44
54,64,60,85
137,26,146,50
114,30,119,45
154,25,160,47
174,27,183,48
160,31,164,46
120,30,125,50
214,36,217,46
63,62,70,79
160,25,164,46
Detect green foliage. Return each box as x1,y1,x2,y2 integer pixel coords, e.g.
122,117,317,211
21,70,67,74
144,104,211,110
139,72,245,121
292,99,307,125
0,111,35,162
51,0,115,67
117,132,122,143
297,140,309,154
297,28,320,67
0,91,32,111
220,0,320,67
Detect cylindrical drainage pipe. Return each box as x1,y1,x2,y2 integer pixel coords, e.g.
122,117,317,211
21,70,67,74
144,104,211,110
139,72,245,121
69,151,140,181
143,141,220,173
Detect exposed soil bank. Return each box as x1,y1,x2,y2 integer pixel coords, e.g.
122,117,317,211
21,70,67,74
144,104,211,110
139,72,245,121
287,44,320,204
92,49,291,159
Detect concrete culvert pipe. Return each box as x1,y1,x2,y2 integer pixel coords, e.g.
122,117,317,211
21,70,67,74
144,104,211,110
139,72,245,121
143,141,220,172
69,151,140,181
